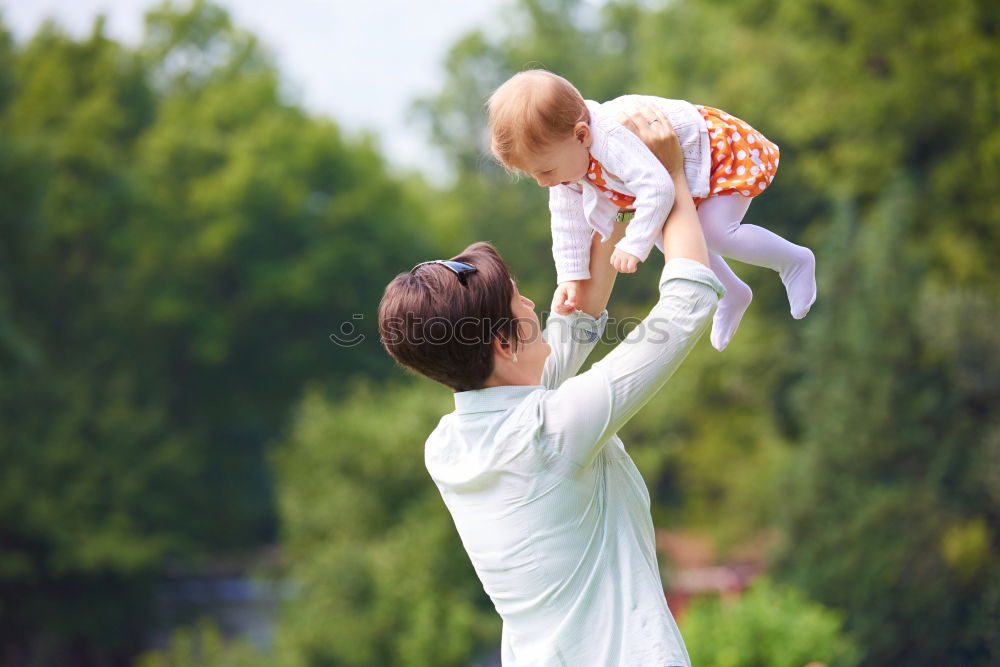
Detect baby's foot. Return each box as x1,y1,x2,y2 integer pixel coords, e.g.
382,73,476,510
711,281,753,351
780,247,817,319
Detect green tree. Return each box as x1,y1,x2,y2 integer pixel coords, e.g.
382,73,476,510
272,383,500,667
0,15,185,659
126,2,437,546
776,181,998,664
681,577,860,667
638,0,1000,285
136,620,269,667
0,1,440,660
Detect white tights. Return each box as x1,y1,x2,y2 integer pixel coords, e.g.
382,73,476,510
698,195,816,351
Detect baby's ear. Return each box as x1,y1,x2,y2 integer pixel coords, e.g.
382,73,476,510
574,121,592,146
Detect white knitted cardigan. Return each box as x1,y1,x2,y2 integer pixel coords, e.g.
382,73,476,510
549,95,711,284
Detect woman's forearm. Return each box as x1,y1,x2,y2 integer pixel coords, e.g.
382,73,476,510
539,260,724,467
661,171,709,267
572,174,707,319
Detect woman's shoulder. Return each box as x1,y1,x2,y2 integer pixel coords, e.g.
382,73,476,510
424,391,547,461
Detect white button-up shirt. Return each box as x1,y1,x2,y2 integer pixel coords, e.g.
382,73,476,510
425,259,724,667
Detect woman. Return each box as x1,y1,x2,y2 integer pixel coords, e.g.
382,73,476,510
378,105,723,667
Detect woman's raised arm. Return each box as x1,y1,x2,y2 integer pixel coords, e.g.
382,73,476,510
538,104,719,467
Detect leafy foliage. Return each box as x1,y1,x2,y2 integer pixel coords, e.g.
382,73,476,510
776,181,999,664
0,1,437,659
136,620,269,667
680,577,860,667
271,383,500,667
2,0,998,664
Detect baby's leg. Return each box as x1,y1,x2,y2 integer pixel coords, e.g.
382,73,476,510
707,253,753,351
699,195,817,319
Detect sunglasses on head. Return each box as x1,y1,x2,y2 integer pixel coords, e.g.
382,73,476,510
410,260,478,286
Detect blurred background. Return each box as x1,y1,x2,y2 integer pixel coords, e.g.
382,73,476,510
0,0,997,665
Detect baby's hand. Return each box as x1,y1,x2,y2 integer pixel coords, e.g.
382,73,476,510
610,249,640,273
551,281,581,315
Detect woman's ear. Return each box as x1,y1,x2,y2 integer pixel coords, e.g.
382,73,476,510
492,334,514,361
574,121,592,148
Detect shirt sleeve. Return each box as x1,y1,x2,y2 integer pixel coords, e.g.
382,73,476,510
549,183,594,283
599,128,676,263
537,258,724,468
540,309,609,390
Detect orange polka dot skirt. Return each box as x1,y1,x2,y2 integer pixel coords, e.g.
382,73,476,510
695,105,779,206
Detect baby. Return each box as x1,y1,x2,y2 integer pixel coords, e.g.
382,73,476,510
487,69,816,351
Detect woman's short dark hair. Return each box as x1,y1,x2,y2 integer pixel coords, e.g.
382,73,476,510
378,242,523,392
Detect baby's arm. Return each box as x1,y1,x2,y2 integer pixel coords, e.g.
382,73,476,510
550,184,593,314
599,116,678,268
560,106,686,314
608,103,686,273
610,246,641,273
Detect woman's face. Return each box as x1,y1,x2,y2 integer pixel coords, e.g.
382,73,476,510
509,281,551,381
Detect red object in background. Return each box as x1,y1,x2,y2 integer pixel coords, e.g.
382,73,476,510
656,529,774,618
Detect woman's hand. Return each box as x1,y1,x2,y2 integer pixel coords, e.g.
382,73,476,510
615,103,682,175
617,101,708,267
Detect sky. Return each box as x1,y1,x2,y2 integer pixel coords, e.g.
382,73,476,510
1,0,512,182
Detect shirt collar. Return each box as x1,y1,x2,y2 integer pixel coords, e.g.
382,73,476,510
454,384,543,415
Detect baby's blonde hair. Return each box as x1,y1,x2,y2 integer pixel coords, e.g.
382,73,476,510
487,69,589,171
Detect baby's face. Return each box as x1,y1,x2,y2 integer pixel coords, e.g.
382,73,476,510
518,126,592,188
